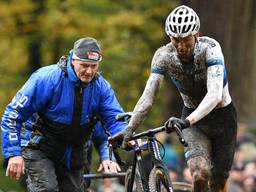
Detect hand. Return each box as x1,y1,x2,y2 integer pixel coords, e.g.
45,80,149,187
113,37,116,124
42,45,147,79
6,156,25,180
110,126,134,149
97,160,121,173
165,117,190,133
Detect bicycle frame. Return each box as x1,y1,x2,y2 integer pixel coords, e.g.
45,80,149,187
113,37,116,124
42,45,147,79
128,139,149,192
128,134,173,192
108,116,188,192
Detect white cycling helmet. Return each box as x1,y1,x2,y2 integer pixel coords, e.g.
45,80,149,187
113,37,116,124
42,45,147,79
165,5,200,38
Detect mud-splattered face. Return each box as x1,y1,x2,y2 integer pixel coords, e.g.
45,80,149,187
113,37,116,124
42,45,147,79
72,59,99,83
171,33,199,63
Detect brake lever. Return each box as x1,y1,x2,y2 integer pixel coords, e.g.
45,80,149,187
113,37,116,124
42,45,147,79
109,143,113,162
108,138,126,166
173,124,188,147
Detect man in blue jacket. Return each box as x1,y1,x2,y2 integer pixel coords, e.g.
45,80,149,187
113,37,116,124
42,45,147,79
1,37,127,191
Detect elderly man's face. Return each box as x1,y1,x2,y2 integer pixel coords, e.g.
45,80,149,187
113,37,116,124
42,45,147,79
72,59,99,83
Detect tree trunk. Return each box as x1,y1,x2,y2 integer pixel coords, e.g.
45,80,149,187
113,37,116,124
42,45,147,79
27,34,42,72
25,1,45,72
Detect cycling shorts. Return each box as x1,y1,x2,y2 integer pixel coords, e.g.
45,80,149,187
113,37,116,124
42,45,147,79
181,103,237,178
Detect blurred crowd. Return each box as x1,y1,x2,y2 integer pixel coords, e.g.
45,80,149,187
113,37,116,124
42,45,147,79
228,123,256,192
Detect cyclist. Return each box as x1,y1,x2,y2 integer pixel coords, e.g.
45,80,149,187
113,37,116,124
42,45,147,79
1,37,127,191
113,5,237,192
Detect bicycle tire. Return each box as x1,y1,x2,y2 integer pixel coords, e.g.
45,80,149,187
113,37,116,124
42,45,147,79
172,182,192,192
125,167,144,192
148,166,173,192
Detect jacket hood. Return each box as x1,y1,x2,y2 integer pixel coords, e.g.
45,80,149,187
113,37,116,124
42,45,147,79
67,50,82,86
57,51,86,87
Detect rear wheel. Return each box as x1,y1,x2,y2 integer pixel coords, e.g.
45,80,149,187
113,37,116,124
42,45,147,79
125,167,143,192
148,166,173,192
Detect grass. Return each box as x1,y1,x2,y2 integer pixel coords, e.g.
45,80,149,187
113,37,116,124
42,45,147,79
0,164,25,192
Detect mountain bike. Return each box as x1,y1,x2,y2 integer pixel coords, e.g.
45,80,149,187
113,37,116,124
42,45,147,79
108,113,192,192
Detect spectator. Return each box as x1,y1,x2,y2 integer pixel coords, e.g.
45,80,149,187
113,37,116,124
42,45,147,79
242,162,256,192
97,178,124,192
228,158,245,192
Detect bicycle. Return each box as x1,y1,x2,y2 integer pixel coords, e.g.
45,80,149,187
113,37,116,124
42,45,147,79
108,113,192,192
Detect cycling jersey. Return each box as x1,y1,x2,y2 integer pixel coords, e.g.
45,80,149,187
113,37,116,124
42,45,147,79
1,54,126,159
128,36,232,129
151,36,230,108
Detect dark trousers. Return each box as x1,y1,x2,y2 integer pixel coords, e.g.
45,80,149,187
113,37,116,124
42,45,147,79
182,103,237,190
23,148,85,192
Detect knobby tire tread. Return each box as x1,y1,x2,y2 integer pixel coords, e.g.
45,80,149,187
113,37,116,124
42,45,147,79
125,167,143,192
148,166,173,192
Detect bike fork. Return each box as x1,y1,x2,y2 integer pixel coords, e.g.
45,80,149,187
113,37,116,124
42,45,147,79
128,153,137,192
149,138,174,192
137,154,150,192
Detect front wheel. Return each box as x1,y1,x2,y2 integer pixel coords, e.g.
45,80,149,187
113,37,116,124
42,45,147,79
148,166,173,192
125,167,143,192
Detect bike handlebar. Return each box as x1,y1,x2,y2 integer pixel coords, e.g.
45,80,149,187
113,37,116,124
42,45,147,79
129,124,188,147
83,172,126,180
109,114,188,165
129,126,166,140
108,124,188,147
108,123,188,166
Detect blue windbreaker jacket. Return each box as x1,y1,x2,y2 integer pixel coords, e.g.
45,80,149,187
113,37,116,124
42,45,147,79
1,55,126,159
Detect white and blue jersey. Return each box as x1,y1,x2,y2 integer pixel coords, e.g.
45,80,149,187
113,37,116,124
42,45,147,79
127,36,232,129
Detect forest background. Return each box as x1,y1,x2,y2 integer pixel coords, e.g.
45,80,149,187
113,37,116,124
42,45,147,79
0,0,255,191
